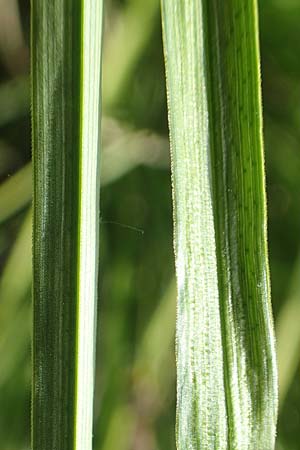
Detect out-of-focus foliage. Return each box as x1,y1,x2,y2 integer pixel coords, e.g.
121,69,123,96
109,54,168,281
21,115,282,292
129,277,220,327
0,0,299,449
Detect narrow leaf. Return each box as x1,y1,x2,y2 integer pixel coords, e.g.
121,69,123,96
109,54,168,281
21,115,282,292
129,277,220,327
103,0,159,110
276,254,300,406
31,2,103,449
0,76,29,127
161,1,278,448
0,208,31,386
0,163,32,225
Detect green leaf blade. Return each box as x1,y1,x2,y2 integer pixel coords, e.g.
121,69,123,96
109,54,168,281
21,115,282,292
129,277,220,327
75,2,103,448
161,1,278,449
31,2,102,450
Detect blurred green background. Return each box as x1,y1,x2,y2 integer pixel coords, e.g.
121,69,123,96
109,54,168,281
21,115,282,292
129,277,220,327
0,0,299,449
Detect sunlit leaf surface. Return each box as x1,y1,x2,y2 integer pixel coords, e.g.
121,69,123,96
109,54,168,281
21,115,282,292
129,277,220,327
161,1,278,448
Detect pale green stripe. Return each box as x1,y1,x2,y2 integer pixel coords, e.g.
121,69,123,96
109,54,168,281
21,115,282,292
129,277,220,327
161,1,227,447
75,1,103,449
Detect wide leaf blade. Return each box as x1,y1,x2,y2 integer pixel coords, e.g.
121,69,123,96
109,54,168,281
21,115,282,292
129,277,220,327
161,1,278,448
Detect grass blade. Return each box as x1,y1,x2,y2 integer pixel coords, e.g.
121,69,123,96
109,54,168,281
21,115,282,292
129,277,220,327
103,0,159,110
0,76,29,127
0,163,32,225
0,208,31,386
276,255,300,406
161,1,278,448
31,2,102,449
